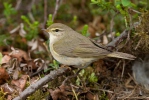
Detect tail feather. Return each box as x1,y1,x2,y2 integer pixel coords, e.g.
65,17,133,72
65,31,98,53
107,52,136,60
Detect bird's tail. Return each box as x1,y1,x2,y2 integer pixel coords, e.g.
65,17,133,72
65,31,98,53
107,52,136,60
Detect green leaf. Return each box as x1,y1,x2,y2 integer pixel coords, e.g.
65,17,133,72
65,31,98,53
0,34,10,46
76,78,81,86
88,72,98,83
3,2,16,22
115,32,120,37
114,0,121,6
91,0,98,3
79,69,85,76
21,15,39,40
81,24,89,36
139,1,147,5
49,60,59,69
21,15,31,26
46,14,53,26
121,0,131,7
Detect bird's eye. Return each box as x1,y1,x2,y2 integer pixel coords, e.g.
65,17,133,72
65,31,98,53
54,29,59,32
51,28,63,33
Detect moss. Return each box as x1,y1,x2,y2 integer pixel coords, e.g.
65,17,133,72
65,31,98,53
133,11,149,53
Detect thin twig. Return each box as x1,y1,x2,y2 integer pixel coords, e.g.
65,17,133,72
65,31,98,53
129,8,141,14
52,0,62,21
43,0,48,27
27,0,36,12
13,67,70,100
117,96,149,99
70,84,79,100
91,88,114,93
110,12,118,40
15,0,22,10
121,60,125,78
107,29,129,49
27,0,36,22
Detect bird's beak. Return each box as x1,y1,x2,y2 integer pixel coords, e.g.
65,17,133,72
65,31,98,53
42,29,48,33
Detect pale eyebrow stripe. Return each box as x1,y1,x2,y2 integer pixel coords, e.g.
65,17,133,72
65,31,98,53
51,28,64,31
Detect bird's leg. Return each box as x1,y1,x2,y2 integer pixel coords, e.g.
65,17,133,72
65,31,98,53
62,63,91,85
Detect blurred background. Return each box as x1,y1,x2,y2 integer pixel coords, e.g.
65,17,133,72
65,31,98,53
0,0,149,99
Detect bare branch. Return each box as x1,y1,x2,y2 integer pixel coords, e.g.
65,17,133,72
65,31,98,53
13,67,70,100
52,0,62,21
107,29,129,49
15,0,22,10
43,0,48,27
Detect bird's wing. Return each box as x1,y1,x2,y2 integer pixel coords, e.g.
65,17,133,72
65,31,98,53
53,35,110,58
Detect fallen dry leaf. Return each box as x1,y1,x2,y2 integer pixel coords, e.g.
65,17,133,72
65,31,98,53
1,55,11,64
94,59,105,73
1,83,14,95
49,84,71,100
7,95,13,100
9,47,30,62
11,75,28,91
0,67,9,84
10,23,26,37
86,92,99,100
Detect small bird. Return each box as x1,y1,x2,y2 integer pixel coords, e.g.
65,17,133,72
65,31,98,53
44,23,135,68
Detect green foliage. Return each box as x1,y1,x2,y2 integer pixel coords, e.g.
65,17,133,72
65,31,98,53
90,0,144,34
72,15,78,25
81,24,89,36
27,89,48,100
3,2,16,23
21,15,39,40
69,15,78,29
0,34,10,46
88,72,98,83
72,16,77,23
76,69,85,85
91,0,136,11
115,32,120,37
91,0,136,28
0,89,7,100
76,67,98,85
46,14,53,26
91,0,112,10
139,0,149,10
44,59,59,72
49,60,60,69
115,0,136,16
56,3,71,21
100,92,108,100
121,0,133,7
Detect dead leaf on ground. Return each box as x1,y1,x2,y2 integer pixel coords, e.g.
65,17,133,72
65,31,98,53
27,38,46,52
94,59,105,73
32,58,45,70
1,55,11,64
1,83,14,95
86,92,99,100
4,58,21,80
11,75,28,91
7,95,13,100
0,67,9,84
10,23,27,37
49,84,72,100
9,47,30,62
